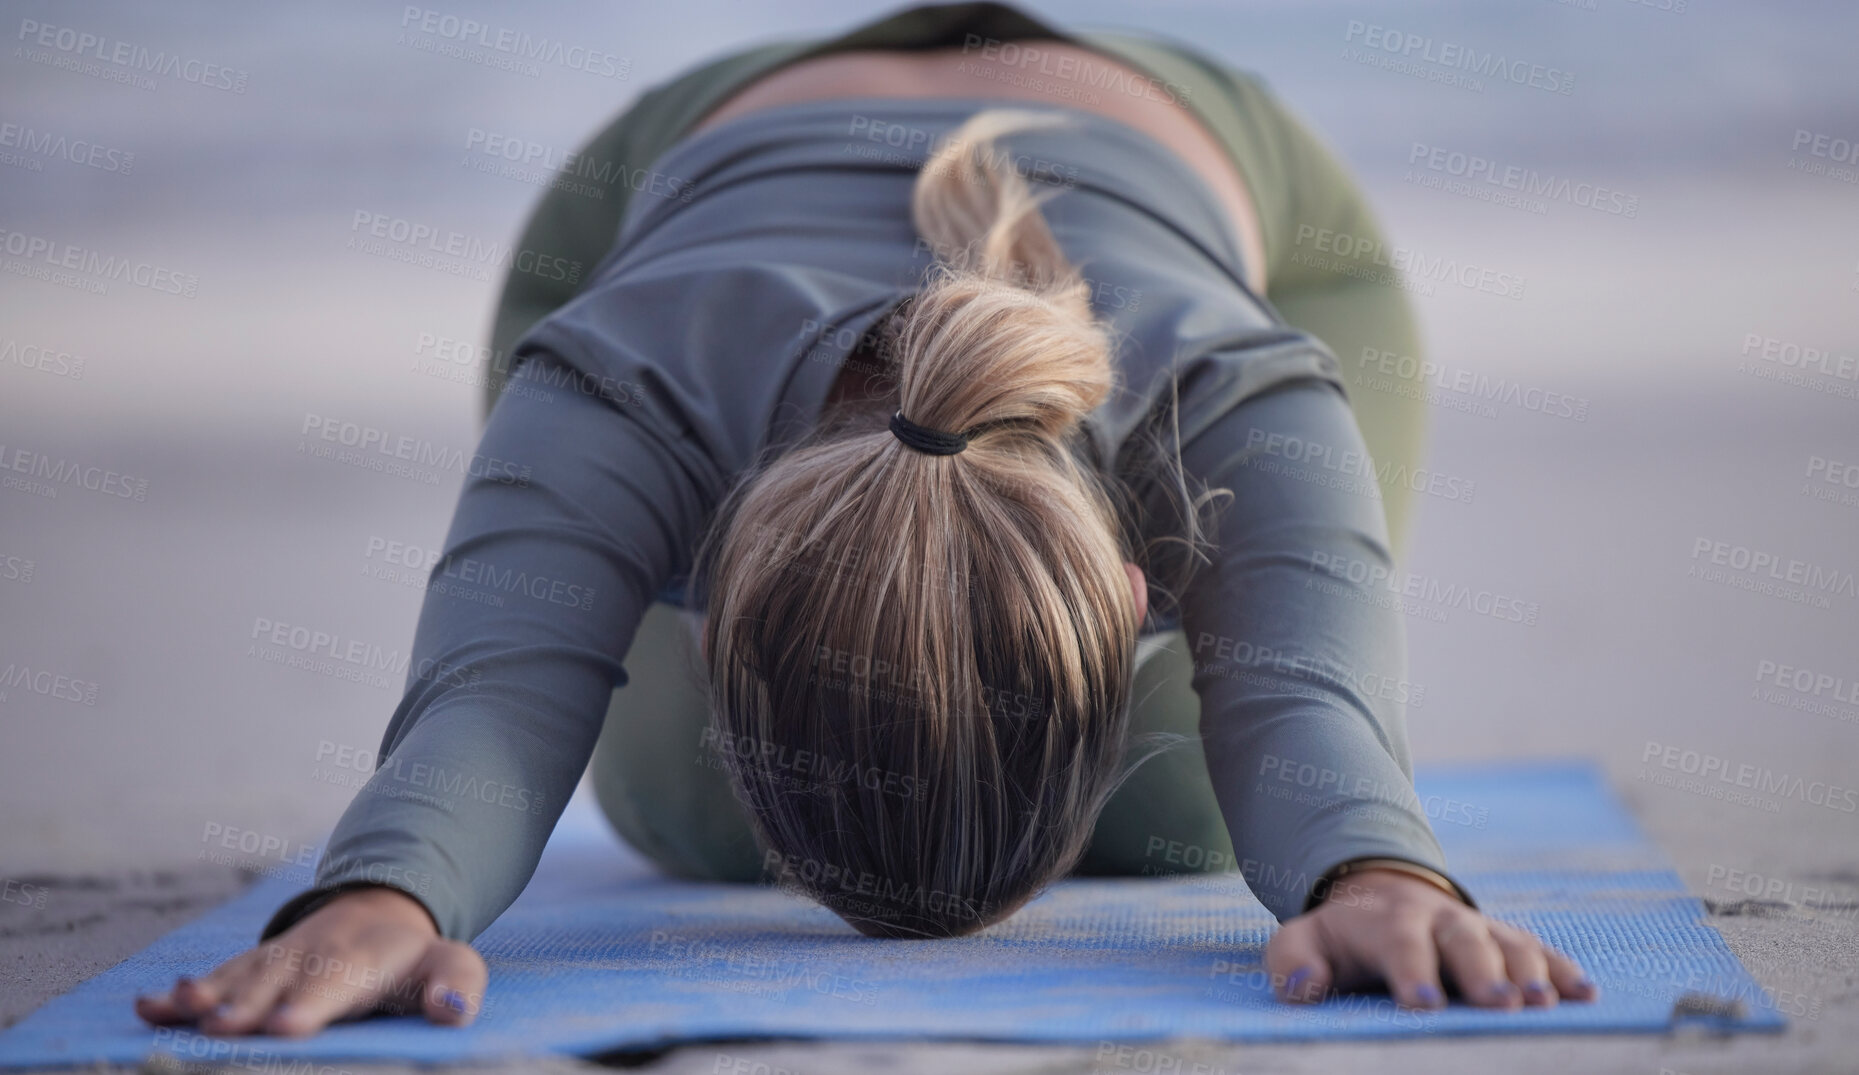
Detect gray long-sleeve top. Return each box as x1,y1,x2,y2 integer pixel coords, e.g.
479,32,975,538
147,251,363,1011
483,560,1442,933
261,97,1466,944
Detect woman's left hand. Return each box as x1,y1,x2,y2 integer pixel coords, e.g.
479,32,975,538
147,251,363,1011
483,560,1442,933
1263,867,1597,1010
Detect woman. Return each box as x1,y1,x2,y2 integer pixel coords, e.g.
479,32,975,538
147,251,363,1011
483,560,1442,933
138,2,1594,1037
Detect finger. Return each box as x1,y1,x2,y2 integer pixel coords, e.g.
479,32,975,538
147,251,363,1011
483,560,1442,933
262,952,382,1038
199,960,292,1037
1434,913,1518,1009
1542,942,1597,1002
140,941,271,1024
1488,921,1555,1007
415,940,489,1026
168,973,226,1020
1375,919,1445,1010
134,990,194,1026
1263,916,1333,1004
200,942,307,1036
167,950,256,1020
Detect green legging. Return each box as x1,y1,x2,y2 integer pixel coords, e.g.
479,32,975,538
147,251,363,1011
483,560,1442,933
481,7,1429,883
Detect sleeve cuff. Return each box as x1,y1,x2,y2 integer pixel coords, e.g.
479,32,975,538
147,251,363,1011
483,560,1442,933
1303,855,1478,916
257,881,442,943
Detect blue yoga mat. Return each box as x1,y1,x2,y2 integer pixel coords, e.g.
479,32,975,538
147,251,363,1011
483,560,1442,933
0,761,1783,1068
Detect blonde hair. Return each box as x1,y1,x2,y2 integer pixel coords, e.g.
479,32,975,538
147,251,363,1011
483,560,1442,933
696,109,1158,937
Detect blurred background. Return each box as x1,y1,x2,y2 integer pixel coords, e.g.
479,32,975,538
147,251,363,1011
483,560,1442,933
2,0,1856,1051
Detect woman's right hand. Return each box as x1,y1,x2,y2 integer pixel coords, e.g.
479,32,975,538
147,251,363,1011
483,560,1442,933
134,885,487,1037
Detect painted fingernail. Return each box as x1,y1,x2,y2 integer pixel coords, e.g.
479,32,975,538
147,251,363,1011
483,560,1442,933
1285,967,1311,995
1574,976,1598,996
1414,983,1444,1008
1523,979,1552,1001
1485,982,1520,1005
213,1002,235,1019
440,988,467,1013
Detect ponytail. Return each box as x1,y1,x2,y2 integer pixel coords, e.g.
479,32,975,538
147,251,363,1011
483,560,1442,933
697,109,1145,939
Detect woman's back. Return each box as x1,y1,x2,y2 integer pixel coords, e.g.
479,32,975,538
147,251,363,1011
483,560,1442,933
533,96,1340,536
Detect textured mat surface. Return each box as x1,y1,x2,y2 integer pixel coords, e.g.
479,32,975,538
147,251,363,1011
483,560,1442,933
0,761,1784,1067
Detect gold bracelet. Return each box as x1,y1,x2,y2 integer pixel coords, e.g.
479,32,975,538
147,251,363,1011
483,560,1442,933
1315,857,1472,908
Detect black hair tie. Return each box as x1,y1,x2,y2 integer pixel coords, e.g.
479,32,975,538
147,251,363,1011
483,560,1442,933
889,410,971,456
